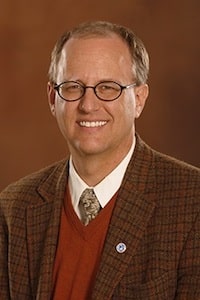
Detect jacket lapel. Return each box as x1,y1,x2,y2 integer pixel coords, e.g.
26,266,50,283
25,135,156,299
92,136,157,299
26,160,68,299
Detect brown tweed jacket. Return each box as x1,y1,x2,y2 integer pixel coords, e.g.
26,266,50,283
0,136,200,300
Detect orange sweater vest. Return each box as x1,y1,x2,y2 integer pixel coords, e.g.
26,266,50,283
52,186,117,299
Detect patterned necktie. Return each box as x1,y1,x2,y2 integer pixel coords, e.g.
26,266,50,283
79,188,101,225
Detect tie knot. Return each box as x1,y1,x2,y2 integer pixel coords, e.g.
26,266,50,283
79,188,101,225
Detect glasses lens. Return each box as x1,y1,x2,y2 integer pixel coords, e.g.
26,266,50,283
59,81,83,101
96,81,121,100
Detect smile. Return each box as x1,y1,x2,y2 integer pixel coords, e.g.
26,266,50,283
79,121,107,128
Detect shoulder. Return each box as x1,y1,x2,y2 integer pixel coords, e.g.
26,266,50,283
152,148,200,181
137,134,199,175
148,148,200,211
134,135,200,194
0,159,67,203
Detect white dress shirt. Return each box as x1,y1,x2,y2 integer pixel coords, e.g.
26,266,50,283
68,137,135,219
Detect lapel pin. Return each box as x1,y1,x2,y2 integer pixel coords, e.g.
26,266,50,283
116,242,127,253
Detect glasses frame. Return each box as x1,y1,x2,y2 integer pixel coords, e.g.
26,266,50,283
53,80,136,102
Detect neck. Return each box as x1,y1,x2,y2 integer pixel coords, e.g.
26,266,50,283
70,139,134,186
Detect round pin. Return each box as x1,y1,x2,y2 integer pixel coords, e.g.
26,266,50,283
116,242,127,253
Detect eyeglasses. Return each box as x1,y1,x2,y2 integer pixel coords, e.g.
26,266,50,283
53,81,136,102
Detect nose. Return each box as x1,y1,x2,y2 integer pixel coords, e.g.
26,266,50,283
78,87,101,113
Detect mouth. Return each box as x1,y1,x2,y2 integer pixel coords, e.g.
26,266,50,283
79,121,107,128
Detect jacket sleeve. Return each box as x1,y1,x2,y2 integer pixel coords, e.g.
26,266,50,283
0,201,10,299
175,211,200,299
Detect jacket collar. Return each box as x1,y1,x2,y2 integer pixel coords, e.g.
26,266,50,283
26,160,68,298
27,134,156,298
92,135,157,298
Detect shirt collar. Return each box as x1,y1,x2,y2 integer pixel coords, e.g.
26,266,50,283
68,136,135,216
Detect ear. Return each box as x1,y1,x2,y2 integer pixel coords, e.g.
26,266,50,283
47,82,56,117
134,84,149,118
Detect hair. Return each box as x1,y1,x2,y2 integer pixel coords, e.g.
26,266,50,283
48,21,149,85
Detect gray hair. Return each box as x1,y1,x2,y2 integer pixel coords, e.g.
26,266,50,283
48,21,149,85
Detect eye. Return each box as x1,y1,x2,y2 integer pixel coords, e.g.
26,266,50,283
97,82,121,92
65,83,80,89
101,84,113,90
61,82,82,93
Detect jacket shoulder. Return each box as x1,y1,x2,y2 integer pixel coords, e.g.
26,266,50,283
153,148,200,176
0,159,67,202
149,148,200,200
134,136,200,195
135,135,200,177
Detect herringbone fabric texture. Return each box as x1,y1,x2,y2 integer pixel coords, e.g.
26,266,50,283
79,188,101,225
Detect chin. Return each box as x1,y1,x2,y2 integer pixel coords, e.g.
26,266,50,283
78,144,109,156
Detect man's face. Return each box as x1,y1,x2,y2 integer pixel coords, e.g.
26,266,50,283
48,35,148,160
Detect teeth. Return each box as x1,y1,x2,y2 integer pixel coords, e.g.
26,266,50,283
80,121,107,128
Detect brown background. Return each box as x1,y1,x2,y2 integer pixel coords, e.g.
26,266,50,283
0,0,199,191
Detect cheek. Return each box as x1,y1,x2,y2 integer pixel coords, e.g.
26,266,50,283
54,101,71,132
55,99,77,120
112,101,135,133
123,98,136,121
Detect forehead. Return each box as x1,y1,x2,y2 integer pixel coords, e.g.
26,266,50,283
57,35,133,81
64,34,131,60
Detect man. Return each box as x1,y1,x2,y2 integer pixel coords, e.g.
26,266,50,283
0,21,200,299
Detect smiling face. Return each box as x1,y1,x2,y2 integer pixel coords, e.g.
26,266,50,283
48,34,148,163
